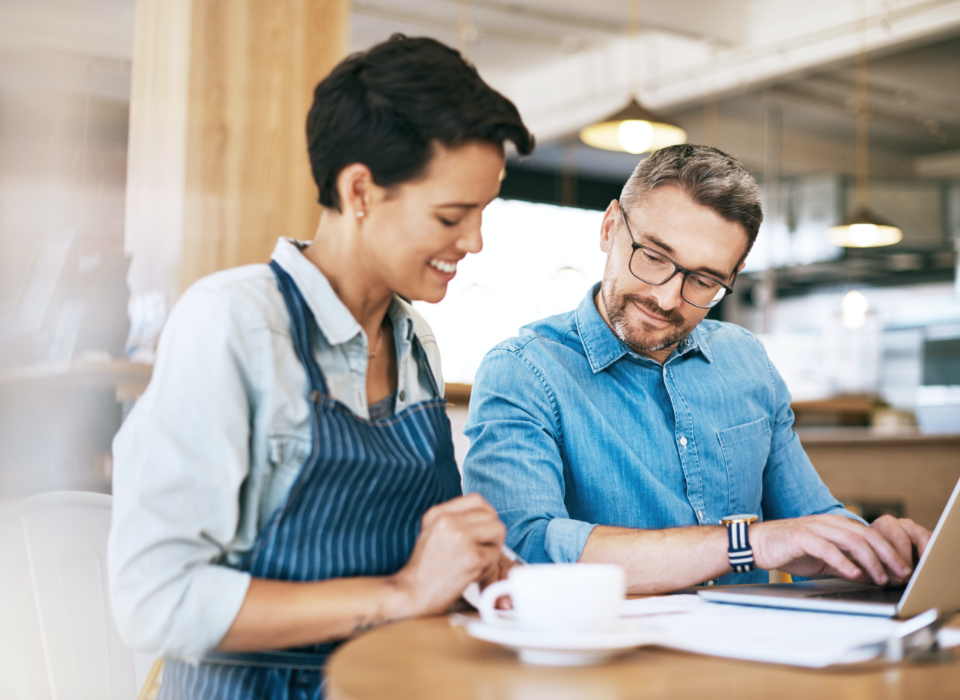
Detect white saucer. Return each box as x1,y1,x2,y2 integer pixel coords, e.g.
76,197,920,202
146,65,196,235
464,619,661,666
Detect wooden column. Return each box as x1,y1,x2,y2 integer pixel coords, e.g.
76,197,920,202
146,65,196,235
125,0,350,323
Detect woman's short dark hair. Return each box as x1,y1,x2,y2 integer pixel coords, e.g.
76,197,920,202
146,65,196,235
307,34,535,211
620,145,763,264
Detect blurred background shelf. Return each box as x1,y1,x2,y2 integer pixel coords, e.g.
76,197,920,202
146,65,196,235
797,428,960,529
0,358,153,401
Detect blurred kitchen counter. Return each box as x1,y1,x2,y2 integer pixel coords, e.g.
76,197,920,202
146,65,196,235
797,428,960,530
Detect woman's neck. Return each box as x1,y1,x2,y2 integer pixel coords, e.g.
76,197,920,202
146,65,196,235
303,213,394,341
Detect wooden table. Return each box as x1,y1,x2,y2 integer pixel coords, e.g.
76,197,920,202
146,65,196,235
326,615,960,700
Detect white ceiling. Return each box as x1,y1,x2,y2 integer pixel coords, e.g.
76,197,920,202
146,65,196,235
352,0,960,176
1,0,959,175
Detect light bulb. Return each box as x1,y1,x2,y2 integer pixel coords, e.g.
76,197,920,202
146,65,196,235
842,290,869,315
849,223,879,247
841,290,869,329
617,120,655,154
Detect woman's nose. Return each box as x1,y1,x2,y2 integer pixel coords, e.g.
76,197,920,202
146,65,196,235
457,218,483,255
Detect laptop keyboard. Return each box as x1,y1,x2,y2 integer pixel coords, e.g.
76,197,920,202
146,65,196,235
807,586,906,604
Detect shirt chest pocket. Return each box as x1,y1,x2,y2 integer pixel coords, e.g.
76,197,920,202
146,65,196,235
717,418,772,516
260,435,313,529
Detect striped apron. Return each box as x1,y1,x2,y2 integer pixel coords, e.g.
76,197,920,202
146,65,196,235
159,261,462,700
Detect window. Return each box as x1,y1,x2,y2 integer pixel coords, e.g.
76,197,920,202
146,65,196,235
414,198,606,384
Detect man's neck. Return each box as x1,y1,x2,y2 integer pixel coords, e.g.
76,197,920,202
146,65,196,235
594,291,678,365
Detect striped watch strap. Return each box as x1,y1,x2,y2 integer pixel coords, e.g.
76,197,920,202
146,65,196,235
722,514,759,574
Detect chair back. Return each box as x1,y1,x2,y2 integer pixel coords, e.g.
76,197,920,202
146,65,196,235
0,496,51,700
1,492,154,699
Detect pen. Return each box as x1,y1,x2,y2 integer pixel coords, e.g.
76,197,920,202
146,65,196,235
501,544,528,566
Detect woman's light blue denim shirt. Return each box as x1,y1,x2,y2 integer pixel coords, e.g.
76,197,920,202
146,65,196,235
463,283,861,585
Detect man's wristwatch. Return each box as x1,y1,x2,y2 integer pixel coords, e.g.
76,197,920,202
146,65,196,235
721,514,759,573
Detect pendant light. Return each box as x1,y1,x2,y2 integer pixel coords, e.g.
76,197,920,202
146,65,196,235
578,1,686,155
827,1,902,248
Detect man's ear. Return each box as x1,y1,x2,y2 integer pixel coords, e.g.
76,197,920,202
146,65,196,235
599,200,619,254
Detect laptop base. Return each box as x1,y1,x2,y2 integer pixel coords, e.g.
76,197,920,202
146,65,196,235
698,579,900,617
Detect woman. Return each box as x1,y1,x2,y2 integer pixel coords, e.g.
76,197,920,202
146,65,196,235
108,35,534,699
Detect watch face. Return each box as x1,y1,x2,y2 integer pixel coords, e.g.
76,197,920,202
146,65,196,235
722,514,759,524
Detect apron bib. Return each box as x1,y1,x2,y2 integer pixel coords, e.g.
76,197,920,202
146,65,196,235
160,262,461,700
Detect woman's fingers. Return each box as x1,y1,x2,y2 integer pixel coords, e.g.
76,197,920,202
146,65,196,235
421,493,496,528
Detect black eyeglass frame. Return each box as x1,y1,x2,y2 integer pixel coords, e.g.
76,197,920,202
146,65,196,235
618,201,736,310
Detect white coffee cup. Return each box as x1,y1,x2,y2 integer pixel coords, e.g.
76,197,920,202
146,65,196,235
478,563,626,634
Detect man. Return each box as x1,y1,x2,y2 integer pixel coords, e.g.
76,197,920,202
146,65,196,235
462,145,930,592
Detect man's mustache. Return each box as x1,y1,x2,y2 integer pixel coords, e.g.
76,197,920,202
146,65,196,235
623,294,685,328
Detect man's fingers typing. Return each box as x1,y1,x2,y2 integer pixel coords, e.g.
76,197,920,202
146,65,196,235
899,518,932,559
798,531,861,580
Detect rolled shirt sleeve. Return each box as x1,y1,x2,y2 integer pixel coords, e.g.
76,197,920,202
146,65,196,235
463,345,597,564
108,283,256,663
759,346,867,525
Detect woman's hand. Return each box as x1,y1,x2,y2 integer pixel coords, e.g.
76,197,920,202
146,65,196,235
391,493,506,617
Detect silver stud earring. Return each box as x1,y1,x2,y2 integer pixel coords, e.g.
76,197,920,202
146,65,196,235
356,211,364,218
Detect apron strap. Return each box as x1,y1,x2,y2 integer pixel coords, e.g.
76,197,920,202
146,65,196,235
269,261,329,396
411,334,444,400
271,259,446,404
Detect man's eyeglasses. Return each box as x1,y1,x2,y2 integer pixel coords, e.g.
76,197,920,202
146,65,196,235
618,201,735,309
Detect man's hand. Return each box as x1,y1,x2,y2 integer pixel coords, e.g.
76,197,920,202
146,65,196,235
750,514,918,585
391,494,506,617
868,515,931,584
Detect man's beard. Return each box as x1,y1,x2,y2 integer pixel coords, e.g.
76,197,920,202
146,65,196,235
601,275,696,354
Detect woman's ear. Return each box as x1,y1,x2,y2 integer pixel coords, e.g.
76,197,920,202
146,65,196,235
336,163,375,219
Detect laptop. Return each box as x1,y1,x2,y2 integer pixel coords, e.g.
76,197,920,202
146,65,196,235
698,476,960,619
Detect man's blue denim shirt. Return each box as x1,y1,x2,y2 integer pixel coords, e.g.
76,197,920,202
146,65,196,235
463,283,861,585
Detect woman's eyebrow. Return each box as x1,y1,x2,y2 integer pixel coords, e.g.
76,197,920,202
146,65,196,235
434,202,479,209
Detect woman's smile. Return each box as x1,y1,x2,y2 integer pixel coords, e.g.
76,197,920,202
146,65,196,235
427,257,458,277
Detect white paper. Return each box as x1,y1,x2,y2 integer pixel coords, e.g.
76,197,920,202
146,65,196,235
463,591,960,667
619,595,705,617
645,602,960,668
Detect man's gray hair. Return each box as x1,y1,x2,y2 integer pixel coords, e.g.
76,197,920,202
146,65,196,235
620,144,763,262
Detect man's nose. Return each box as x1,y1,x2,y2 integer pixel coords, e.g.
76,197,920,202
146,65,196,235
649,272,684,311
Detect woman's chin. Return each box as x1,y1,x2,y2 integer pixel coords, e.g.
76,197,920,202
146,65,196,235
419,287,449,304
400,281,449,305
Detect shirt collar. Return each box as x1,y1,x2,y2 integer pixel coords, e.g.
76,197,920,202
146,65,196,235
575,283,630,373
677,324,713,363
575,282,713,371
270,238,415,347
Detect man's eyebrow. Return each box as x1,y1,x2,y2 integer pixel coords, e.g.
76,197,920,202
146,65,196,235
642,233,732,281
